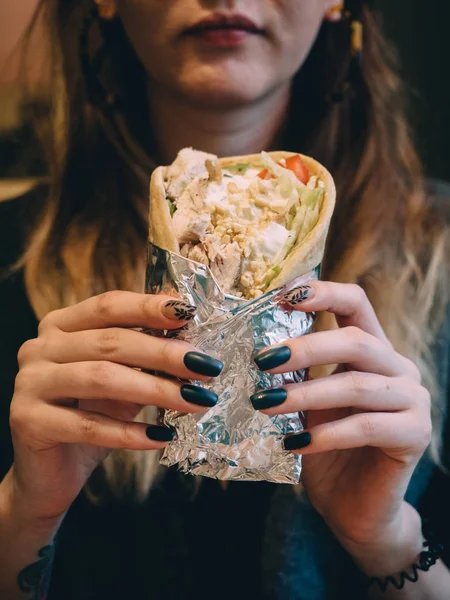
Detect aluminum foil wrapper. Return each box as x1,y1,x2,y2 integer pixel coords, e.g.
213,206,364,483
146,243,319,484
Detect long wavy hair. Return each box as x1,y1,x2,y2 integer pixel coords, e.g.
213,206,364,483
19,0,449,498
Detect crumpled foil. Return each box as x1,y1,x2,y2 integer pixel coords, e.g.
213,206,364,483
145,242,318,484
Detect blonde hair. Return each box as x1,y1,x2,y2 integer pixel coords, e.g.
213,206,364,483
19,2,450,498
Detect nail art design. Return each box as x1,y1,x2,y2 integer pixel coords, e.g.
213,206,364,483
283,431,312,451
146,425,176,442
181,384,218,408
164,300,197,321
282,285,315,306
250,388,287,411
184,352,224,377
254,346,291,371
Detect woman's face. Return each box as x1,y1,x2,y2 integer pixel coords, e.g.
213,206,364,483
118,0,334,108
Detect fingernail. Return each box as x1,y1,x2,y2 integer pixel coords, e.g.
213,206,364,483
184,352,223,377
283,431,312,451
146,425,176,442
250,388,287,410
181,384,218,408
254,346,291,371
163,300,197,321
282,285,315,306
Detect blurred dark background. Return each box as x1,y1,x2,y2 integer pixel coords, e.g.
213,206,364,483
0,0,449,184
376,0,450,181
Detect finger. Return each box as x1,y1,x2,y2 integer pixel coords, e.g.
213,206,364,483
43,328,221,381
284,411,431,456
26,404,175,451
255,327,415,378
39,291,197,333
20,361,218,413
279,281,389,344
251,372,422,414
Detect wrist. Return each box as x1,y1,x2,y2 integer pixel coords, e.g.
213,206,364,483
0,468,64,535
339,503,424,578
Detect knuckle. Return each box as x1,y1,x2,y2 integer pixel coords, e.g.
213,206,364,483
17,338,41,367
9,399,27,432
324,422,339,449
95,291,122,322
350,284,368,306
14,366,40,394
359,415,379,439
420,418,433,448
79,413,102,441
159,339,176,367
138,296,157,321
151,376,168,402
296,383,311,408
418,386,431,411
405,359,421,383
88,361,114,393
300,336,316,364
118,420,136,447
9,400,40,440
37,310,59,335
346,326,370,354
347,370,370,396
95,329,121,358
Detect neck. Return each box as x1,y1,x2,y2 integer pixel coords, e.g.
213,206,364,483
148,84,291,163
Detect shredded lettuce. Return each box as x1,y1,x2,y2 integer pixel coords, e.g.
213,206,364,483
299,187,324,208
167,198,176,217
268,186,323,274
265,265,282,286
297,202,320,246
223,163,251,175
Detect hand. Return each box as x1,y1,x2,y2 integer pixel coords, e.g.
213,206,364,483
251,281,431,571
9,291,223,523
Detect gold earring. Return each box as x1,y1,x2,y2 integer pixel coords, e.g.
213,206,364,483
325,2,363,57
94,0,117,21
350,20,363,57
325,2,344,22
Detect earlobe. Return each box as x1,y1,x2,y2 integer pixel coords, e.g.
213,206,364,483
324,2,344,22
94,0,118,21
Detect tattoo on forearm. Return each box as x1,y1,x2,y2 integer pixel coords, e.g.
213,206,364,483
17,544,55,600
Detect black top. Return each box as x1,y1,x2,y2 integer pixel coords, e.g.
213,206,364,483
1,184,450,599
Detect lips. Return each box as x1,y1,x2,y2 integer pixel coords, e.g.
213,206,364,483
184,13,264,37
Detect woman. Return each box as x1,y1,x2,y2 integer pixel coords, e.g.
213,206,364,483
0,0,449,598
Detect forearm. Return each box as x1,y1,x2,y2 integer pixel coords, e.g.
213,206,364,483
0,469,62,600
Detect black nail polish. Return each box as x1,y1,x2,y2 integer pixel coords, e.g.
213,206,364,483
146,425,176,442
283,431,312,451
254,346,291,371
250,388,287,410
181,384,218,408
184,352,223,377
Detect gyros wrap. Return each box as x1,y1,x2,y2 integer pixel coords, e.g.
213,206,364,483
147,148,336,483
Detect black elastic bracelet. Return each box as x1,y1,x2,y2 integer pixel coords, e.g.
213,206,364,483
367,519,444,592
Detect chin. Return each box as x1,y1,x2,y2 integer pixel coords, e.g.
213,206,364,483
184,82,263,109
176,62,273,109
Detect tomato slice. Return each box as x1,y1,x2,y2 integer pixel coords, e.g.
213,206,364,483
285,155,309,184
257,168,275,180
